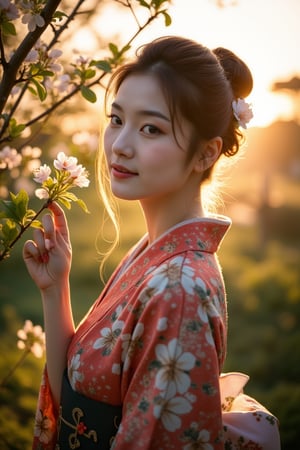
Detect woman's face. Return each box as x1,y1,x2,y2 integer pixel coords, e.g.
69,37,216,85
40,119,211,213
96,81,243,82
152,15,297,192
104,73,200,205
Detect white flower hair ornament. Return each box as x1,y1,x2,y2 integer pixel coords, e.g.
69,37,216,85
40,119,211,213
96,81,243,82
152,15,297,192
232,98,253,129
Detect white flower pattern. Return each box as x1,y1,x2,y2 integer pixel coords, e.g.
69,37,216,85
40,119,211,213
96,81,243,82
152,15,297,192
69,353,84,387
153,389,193,432
32,218,250,450
146,256,195,295
183,428,214,450
155,338,196,397
93,320,124,355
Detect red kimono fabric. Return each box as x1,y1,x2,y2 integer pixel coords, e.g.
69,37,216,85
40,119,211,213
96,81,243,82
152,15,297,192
32,217,280,449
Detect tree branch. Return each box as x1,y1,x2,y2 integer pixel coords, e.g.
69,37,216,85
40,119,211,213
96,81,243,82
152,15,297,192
47,0,86,50
0,0,62,116
1,3,163,137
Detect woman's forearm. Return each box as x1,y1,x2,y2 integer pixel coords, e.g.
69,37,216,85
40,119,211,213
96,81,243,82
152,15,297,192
41,279,75,408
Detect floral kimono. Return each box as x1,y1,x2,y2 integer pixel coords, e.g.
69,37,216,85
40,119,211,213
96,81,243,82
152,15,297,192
32,217,280,449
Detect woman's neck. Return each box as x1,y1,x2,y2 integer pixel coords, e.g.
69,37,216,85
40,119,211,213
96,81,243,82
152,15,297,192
140,195,204,244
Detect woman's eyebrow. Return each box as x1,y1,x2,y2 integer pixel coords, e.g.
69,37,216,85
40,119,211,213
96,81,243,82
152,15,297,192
111,101,170,122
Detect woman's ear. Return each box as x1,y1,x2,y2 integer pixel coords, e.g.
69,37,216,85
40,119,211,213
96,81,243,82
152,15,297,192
194,136,223,173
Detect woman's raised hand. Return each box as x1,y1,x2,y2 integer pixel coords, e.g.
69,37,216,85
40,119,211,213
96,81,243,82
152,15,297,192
23,202,72,291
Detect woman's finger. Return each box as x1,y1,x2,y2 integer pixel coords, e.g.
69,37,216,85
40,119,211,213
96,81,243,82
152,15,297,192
33,227,46,253
42,213,56,251
23,240,40,263
48,202,70,242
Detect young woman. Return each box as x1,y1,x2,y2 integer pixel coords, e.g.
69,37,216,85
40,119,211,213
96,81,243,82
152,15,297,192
24,36,280,449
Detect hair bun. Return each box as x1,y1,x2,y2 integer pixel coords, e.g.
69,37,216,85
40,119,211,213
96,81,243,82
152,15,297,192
213,47,253,99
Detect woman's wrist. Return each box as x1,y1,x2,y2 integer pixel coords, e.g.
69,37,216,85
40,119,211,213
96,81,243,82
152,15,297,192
41,277,70,302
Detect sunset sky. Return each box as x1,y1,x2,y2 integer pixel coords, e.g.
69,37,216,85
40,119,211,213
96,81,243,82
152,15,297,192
73,0,300,128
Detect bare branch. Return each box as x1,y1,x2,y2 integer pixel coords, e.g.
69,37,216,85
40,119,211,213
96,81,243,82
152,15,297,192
47,0,86,50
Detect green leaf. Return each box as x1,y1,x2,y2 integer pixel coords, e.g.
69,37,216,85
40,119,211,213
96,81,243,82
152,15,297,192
39,69,55,78
8,118,26,139
57,192,77,203
1,219,19,244
1,21,17,36
11,123,26,138
30,220,43,229
76,198,90,214
162,11,172,26
0,201,14,220
90,60,112,73
137,0,150,8
84,69,96,80
52,10,68,22
30,78,47,101
57,197,71,210
151,0,169,8
0,199,19,222
0,189,32,226
73,68,83,78
119,44,131,57
108,42,119,58
9,190,29,223
80,85,97,103
25,208,38,220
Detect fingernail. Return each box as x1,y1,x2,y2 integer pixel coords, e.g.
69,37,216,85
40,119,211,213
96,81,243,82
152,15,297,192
45,239,52,251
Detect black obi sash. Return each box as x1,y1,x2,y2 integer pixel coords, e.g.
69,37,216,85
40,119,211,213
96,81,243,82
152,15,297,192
56,370,122,449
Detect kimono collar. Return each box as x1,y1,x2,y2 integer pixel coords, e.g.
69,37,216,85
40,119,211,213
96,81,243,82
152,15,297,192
126,215,232,267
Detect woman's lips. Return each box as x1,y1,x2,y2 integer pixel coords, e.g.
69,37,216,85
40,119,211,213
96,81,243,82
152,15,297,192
111,164,138,179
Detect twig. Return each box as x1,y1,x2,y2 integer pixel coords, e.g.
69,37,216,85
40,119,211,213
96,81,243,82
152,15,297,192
0,29,7,67
0,0,62,116
0,201,49,262
0,348,31,388
1,4,165,135
47,0,86,50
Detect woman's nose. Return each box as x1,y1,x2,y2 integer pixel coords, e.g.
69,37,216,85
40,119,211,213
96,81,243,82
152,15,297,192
111,127,134,158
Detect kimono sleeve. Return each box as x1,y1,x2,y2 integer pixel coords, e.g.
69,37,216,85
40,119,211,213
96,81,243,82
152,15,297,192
112,254,227,449
221,372,281,450
32,366,58,450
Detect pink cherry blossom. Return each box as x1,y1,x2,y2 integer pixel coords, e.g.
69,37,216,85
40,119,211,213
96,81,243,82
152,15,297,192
232,98,253,129
22,12,45,32
69,164,90,187
73,172,90,188
35,187,50,199
17,320,45,358
0,0,19,20
33,164,51,183
0,146,22,169
54,151,78,172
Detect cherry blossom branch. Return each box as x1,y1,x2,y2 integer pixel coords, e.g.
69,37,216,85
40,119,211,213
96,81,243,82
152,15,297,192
0,28,7,67
0,152,90,261
0,0,62,116
0,201,49,262
0,320,45,388
2,4,166,138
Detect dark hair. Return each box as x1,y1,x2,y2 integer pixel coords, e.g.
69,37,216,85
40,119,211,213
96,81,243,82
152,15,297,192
105,36,253,179
99,36,253,276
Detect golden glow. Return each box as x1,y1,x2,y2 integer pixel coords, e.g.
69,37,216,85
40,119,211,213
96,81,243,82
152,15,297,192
74,0,300,128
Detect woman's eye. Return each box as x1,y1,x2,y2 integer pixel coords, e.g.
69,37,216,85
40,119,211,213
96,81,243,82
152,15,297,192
142,124,161,135
108,114,122,126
